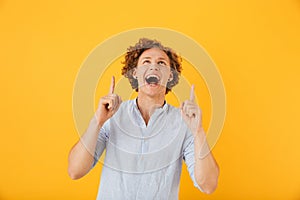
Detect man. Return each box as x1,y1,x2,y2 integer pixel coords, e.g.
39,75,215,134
68,38,219,199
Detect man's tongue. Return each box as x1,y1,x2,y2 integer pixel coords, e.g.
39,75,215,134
145,76,159,85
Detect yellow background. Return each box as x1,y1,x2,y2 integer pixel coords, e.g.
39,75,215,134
1,0,300,199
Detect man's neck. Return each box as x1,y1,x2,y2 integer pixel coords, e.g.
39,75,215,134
137,93,165,126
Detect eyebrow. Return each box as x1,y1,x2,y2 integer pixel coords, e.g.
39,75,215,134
141,56,168,61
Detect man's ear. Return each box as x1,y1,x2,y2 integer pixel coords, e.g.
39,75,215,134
168,71,173,82
132,68,137,79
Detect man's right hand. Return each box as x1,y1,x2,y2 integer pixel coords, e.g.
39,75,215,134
95,76,122,125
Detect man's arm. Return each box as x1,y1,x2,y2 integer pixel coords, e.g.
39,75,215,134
181,85,219,194
68,76,121,179
68,116,104,180
193,128,219,194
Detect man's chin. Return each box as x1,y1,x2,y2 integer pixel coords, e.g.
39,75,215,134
146,83,159,88
139,84,166,96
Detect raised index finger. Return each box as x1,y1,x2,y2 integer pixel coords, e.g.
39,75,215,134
190,84,195,102
109,76,115,94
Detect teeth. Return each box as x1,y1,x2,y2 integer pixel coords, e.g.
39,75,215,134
146,74,159,79
145,74,160,84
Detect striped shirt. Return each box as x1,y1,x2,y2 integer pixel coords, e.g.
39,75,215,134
92,99,202,200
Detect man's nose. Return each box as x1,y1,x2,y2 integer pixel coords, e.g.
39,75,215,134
149,64,159,71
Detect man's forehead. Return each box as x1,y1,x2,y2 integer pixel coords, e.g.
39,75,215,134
140,48,169,60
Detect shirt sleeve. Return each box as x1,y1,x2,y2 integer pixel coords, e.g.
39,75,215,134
91,120,110,168
182,130,204,192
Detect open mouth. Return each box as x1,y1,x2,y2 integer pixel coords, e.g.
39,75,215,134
145,74,160,85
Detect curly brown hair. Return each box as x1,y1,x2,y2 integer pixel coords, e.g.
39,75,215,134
121,38,182,94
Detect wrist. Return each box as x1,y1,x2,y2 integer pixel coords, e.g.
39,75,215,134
194,128,207,151
193,129,211,160
194,127,205,140
93,113,104,129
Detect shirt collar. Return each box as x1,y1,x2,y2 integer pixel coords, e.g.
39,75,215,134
133,98,168,112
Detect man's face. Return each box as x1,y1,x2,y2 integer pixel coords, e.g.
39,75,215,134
134,48,173,96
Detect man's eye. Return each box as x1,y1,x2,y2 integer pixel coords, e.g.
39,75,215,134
143,60,151,64
158,61,166,65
